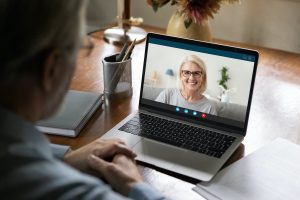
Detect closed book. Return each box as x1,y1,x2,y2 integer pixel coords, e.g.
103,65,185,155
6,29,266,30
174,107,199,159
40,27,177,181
36,90,103,137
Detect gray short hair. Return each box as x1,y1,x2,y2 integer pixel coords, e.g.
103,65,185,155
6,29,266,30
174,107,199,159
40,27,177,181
177,55,207,94
0,0,87,84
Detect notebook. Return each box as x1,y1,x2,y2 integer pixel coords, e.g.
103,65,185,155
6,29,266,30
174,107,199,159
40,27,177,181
193,138,300,200
102,33,259,181
36,90,103,137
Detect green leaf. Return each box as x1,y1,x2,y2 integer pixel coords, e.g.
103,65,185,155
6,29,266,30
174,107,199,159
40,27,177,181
184,19,192,29
218,66,230,90
152,2,159,12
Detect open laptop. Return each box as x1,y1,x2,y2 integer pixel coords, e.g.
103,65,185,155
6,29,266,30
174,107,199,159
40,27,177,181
102,33,259,181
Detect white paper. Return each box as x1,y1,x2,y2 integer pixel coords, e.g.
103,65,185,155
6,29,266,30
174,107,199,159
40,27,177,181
193,138,300,200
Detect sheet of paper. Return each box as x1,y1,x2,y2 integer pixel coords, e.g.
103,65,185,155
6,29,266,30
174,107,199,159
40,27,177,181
193,138,300,200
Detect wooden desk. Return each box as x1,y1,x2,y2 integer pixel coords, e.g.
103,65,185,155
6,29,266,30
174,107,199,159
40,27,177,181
49,26,300,200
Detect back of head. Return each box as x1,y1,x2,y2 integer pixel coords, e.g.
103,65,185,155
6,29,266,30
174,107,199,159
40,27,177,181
0,0,87,85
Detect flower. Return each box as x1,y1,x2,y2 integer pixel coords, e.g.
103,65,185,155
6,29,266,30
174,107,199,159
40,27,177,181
147,0,240,28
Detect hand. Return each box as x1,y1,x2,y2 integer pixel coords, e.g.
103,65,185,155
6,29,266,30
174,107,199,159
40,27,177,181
88,154,143,196
64,138,136,172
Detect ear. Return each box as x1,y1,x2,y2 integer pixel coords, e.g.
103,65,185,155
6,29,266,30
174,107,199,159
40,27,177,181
41,49,62,92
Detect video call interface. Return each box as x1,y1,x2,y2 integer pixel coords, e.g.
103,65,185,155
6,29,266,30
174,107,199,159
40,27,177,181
141,37,257,129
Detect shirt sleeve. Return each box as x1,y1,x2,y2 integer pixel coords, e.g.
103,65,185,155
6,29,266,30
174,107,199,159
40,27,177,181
1,155,132,200
2,143,169,200
209,103,218,115
155,89,168,103
50,143,70,159
129,183,169,200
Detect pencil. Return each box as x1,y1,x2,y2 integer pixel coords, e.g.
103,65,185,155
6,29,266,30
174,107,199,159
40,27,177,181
116,41,129,62
122,39,136,62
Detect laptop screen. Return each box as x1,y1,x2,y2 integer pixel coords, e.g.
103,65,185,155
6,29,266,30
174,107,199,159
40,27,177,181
139,33,258,135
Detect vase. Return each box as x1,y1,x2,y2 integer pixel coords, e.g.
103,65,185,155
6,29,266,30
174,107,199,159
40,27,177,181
166,12,212,42
221,93,230,103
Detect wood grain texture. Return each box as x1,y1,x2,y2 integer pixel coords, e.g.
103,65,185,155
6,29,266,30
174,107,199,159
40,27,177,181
48,26,300,200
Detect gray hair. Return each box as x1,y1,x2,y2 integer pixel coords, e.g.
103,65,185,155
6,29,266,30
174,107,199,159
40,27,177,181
0,0,87,84
177,55,208,94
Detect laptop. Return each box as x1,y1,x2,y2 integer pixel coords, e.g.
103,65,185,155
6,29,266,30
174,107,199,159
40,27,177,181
102,33,259,181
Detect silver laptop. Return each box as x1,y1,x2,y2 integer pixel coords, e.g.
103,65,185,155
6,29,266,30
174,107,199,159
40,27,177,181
102,33,259,181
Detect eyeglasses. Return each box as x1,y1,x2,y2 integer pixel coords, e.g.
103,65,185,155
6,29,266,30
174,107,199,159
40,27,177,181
79,36,95,57
181,70,203,78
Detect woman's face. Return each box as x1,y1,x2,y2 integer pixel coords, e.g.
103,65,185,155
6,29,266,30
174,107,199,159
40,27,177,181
180,61,203,93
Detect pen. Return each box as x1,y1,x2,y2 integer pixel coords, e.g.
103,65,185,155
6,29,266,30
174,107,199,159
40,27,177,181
122,39,136,62
109,39,136,92
116,41,129,62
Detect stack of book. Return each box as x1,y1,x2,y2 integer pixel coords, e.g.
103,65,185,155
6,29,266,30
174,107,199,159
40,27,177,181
36,90,103,137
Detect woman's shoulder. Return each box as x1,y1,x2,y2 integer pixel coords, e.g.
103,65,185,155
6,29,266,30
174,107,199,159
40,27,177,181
200,96,218,114
199,96,215,106
201,95,210,102
162,88,179,95
156,88,178,102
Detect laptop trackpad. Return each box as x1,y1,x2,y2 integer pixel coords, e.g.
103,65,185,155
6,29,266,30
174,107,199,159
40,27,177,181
133,138,189,169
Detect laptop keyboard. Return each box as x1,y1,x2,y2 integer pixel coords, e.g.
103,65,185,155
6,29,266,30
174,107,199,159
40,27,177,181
119,113,236,158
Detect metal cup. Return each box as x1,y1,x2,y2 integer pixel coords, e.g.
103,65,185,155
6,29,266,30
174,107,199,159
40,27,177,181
102,53,132,99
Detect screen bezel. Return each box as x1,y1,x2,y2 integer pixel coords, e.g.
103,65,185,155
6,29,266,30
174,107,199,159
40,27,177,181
138,33,259,136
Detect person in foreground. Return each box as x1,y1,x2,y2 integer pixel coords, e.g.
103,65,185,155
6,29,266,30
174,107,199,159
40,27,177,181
0,1,167,199
156,55,217,115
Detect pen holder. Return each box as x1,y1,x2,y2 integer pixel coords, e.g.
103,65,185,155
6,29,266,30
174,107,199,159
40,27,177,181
102,53,132,99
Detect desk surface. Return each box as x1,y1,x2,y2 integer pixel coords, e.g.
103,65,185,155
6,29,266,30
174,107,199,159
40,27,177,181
49,26,300,200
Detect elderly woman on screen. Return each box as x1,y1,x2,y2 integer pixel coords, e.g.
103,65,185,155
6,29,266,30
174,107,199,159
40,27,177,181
155,55,217,115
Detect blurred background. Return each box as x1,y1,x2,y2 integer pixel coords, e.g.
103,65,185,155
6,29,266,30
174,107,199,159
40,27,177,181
86,0,300,54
